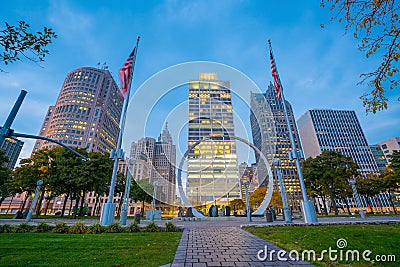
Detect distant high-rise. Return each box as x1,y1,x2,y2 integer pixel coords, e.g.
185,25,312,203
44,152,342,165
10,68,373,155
297,109,379,175
0,137,24,169
369,145,388,171
187,73,240,207
250,83,303,210
153,125,176,205
378,137,400,163
33,67,123,154
238,162,258,201
129,126,176,205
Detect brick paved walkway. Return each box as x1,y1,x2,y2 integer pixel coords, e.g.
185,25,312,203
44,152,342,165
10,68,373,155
171,227,314,267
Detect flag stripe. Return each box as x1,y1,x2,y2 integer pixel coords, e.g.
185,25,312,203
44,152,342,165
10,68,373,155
118,47,136,98
269,46,282,99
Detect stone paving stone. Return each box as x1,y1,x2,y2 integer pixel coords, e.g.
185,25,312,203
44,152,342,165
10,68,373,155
171,227,315,266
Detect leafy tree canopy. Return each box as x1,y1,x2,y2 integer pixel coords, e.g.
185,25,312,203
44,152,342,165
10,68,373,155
0,21,57,70
321,0,399,113
0,150,12,204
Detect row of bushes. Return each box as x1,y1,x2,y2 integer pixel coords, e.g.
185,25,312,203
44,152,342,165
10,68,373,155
0,221,180,234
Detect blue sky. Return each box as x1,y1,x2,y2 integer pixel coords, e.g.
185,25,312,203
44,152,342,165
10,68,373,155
1,0,399,163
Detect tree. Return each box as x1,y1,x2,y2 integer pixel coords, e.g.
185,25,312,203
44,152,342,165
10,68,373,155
249,187,267,207
381,151,400,213
130,179,153,216
0,150,12,206
321,0,399,113
302,150,358,215
390,151,400,175
356,174,383,214
0,21,57,70
11,148,57,216
269,190,283,209
230,198,245,213
381,167,399,213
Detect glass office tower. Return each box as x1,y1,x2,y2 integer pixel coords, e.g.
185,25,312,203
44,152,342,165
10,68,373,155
187,73,240,208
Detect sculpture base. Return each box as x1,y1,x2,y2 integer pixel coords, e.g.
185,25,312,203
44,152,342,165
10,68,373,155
301,200,318,223
100,203,116,226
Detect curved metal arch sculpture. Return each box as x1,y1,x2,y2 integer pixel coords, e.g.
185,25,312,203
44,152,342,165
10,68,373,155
176,135,273,218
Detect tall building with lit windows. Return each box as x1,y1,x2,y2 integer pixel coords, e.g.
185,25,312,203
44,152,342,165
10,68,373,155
297,109,379,176
33,67,123,154
250,83,303,210
187,73,240,208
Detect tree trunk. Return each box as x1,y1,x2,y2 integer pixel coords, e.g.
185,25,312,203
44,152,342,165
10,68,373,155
0,196,6,207
329,192,339,215
68,195,73,216
321,195,329,215
117,198,123,217
61,192,69,218
142,200,145,216
72,194,80,219
92,194,99,216
343,198,352,215
375,195,383,214
5,195,14,214
43,195,51,216
366,196,374,214
78,190,86,216
387,190,397,214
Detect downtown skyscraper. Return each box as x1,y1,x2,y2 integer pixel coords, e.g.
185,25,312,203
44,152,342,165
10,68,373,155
187,73,240,208
250,83,303,210
33,67,123,154
129,125,176,207
297,109,379,175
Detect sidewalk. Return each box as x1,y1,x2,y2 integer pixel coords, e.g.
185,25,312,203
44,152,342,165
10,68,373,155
168,215,400,267
171,227,314,267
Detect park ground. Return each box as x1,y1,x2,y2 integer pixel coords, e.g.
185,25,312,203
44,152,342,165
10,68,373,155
0,215,399,266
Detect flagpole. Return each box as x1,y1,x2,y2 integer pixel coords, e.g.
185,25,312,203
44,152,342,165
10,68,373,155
268,39,317,223
101,36,140,226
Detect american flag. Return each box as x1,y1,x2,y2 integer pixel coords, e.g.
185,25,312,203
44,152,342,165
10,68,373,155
118,47,136,98
269,44,282,99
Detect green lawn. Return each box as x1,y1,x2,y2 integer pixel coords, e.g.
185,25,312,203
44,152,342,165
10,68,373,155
246,224,399,267
0,232,182,267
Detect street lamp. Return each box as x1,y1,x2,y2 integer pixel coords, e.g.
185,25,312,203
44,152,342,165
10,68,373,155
243,181,252,222
151,181,158,222
349,176,366,219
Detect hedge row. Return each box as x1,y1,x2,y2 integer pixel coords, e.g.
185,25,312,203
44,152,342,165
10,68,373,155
0,221,180,234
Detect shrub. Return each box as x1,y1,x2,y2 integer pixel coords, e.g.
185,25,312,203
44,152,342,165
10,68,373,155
87,223,105,234
15,223,34,233
1,224,15,233
69,222,88,234
164,222,178,232
53,222,69,233
35,222,53,233
105,222,124,233
126,222,141,232
144,222,160,232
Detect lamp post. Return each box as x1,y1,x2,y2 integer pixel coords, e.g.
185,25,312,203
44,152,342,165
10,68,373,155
120,158,136,226
243,181,252,222
26,180,43,222
273,158,292,223
151,181,158,222
349,177,366,219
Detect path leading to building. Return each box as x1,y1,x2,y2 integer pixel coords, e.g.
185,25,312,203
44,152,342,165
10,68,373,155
171,227,314,267
168,215,400,267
